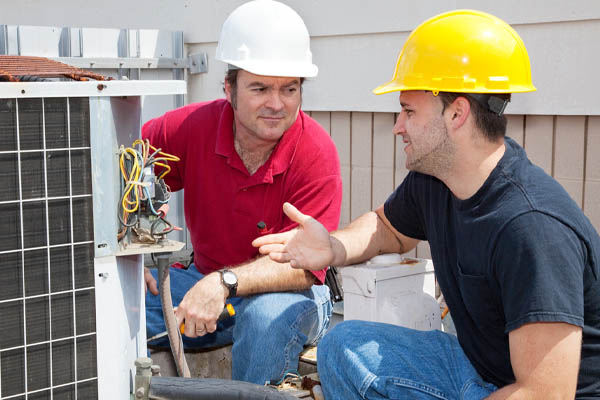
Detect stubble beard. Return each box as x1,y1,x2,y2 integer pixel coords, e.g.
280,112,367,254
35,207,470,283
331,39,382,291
406,118,455,179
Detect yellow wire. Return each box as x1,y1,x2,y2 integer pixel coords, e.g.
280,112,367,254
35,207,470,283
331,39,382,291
120,147,142,213
118,139,180,226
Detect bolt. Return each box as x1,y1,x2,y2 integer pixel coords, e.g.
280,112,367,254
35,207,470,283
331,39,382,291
135,357,153,369
97,83,106,91
135,387,145,399
98,272,109,278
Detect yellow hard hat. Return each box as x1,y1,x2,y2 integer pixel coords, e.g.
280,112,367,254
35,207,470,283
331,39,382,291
373,10,536,95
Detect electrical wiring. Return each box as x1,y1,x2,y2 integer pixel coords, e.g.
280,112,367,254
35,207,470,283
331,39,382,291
117,139,180,242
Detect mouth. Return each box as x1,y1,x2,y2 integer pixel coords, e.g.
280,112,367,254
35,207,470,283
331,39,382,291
260,116,283,121
402,136,411,151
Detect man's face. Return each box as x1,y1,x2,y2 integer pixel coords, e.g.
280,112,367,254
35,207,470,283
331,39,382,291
226,70,302,146
393,90,455,176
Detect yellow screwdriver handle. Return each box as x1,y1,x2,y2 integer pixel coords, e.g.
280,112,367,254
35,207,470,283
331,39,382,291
179,303,235,335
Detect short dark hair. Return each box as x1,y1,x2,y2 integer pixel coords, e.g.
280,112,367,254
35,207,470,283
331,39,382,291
223,69,305,110
225,69,240,109
438,92,511,141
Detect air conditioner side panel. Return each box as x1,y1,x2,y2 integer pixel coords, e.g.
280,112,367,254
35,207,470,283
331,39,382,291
89,96,146,399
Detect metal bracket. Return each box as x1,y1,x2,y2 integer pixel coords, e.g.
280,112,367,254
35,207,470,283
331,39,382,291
187,52,208,74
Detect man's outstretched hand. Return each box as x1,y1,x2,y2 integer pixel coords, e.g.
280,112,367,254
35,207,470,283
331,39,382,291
252,202,335,271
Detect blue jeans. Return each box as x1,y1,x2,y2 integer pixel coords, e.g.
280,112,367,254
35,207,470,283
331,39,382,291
145,266,332,384
317,321,497,400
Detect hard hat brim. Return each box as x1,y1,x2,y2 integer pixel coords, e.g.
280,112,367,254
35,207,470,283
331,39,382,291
372,80,537,95
218,59,318,79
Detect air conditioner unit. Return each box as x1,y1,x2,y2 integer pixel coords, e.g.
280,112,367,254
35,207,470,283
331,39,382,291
0,80,186,400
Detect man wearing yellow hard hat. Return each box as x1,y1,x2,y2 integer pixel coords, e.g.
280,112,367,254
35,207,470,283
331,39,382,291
254,10,600,398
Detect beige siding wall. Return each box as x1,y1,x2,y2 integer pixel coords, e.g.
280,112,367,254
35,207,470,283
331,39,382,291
308,112,600,259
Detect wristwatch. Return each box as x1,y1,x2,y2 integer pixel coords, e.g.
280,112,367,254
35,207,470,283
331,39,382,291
219,269,238,299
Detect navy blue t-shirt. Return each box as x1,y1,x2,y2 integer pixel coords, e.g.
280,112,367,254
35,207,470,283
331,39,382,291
384,137,600,397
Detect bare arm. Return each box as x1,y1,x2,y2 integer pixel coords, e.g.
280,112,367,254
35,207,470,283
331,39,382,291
174,254,314,339
234,255,316,295
486,322,581,399
331,205,419,266
253,202,419,270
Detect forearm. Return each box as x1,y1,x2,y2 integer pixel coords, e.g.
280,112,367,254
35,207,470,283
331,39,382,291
485,384,529,399
486,383,573,400
330,210,405,267
230,255,316,296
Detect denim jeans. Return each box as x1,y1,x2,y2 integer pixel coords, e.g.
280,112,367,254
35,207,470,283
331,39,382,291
145,266,332,384
317,320,497,400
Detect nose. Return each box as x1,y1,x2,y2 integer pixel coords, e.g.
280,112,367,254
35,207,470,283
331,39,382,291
392,113,406,136
265,91,284,112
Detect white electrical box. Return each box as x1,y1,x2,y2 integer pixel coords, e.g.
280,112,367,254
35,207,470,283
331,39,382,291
341,253,441,331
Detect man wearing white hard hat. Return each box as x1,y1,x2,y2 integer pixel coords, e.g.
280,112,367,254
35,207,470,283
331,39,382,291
142,0,342,385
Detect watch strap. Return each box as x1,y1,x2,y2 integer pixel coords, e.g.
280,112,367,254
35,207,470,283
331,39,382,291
220,269,238,299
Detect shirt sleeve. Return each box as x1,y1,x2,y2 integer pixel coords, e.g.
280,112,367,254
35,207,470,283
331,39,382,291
141,111,187,192
492,211,586,333
384,172,428,241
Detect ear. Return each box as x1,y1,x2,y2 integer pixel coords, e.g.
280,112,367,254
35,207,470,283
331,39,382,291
445,96,470,130
224,80,233,104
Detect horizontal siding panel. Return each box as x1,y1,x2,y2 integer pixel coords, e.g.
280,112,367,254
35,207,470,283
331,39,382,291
554,116,586,206
584,181,600,230
372,113,396,208
586,117,600,181
351,112,373,219
506,115,524,147
524,115,554,175
310,111,331,135
585,116,600,228
331,112,351,227
554,116,585,180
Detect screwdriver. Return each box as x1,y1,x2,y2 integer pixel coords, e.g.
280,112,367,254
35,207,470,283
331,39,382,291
147,303,235,342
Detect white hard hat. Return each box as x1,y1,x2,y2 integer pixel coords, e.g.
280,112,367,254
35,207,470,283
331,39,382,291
215,0,318,78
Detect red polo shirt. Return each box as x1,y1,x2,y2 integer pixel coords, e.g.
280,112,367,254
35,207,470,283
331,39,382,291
142,99,342,283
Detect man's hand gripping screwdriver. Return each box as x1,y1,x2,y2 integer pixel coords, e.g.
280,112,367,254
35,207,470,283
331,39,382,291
147,303,235,342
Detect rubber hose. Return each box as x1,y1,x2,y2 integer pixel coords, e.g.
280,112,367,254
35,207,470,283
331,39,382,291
148,377,299,400
157,258,191,378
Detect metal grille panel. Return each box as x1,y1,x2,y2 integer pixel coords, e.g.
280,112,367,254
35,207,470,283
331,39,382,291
0,97,97,399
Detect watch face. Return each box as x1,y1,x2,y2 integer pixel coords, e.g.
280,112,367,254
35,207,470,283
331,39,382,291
223,271,237,285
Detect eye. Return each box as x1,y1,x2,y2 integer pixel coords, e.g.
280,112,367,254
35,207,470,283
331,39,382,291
282,86,298,96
